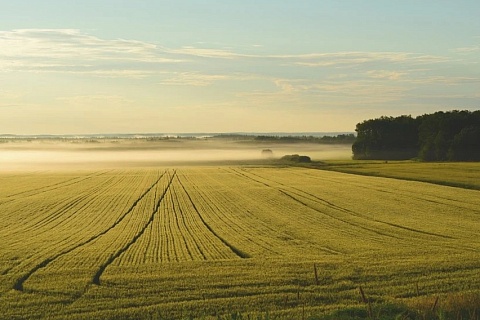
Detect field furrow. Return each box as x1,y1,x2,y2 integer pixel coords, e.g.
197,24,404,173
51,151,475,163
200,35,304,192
1,165,480,320
176,168,331,257
235,168,447,243
115,173,242,265
242,167,480,250
2,170,165,293
0,171,124,232
91,170,177,285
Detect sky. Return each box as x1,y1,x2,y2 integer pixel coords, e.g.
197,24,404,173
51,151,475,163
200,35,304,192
1,0,479,134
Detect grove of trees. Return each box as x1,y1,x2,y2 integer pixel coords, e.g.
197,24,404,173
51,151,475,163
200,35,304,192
352,110,480,161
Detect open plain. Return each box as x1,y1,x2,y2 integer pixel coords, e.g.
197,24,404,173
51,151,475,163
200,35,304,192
1,140,480,319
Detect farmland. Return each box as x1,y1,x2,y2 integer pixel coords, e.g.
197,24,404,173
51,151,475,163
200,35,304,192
1,164,480,319
322,160,480,190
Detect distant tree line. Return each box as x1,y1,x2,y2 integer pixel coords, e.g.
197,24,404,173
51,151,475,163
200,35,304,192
352,110,480,161
253,134,355,144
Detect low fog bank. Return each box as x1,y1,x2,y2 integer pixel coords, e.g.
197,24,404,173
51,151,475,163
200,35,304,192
0,140,352,171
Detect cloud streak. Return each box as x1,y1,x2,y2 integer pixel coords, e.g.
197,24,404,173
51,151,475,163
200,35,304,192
0,28,474,95
0,29,174,61
293,52,449,68
1,28,478,132
159,72,229,86
0,29,452,75
0,29,181,77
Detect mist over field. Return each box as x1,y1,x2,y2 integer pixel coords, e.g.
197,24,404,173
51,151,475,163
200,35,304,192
0,139,352,170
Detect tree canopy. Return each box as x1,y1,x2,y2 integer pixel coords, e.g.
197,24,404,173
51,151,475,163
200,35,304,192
352,110,480,161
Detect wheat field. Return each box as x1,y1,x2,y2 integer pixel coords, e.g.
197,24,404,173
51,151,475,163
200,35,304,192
1,166,479,319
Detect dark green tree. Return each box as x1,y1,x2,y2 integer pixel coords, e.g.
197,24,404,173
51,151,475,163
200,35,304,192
352,115,418,160
352,110,480,161
449,126,480,161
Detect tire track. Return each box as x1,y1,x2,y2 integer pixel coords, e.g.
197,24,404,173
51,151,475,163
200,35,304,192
283,187,455,240
380,221,453,239
2,174,132,244
173,177,240,260
176,173,250,259
267,169,470,237
231,168,360,216
14,175,120,235
181,170,282,256
169,183,206,261
92,170,176,285
12,171,166,291
140,180,162,264
231,168,403,240
239,168,455,240
1,170,113,204
293,168,480,214
34,175,129,232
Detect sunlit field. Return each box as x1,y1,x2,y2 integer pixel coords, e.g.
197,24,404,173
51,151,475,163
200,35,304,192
323,160,480,190
1,141,480,319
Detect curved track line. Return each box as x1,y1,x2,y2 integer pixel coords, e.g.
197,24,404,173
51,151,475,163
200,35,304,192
176,175,250,259
239,168,455,240
13,171,165,291
92,170,176,285
2,170,113,203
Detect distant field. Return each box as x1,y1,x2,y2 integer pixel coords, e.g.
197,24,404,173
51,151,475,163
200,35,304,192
1,166,479,319
322,161,480,190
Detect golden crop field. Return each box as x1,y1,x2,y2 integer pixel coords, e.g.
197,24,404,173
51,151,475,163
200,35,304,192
323,161,480,190
1,166,480,319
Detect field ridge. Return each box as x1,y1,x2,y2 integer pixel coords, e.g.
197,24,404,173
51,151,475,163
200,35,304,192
176,174,250,259
12,170,166,291
92,170,176,285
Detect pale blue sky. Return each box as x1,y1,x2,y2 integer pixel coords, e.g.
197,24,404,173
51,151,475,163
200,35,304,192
1,1,479,134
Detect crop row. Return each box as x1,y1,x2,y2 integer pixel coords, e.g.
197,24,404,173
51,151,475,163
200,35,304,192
239,167,480,252
165,167,480,259
1,167,480,319
113,174,242,265
0,169,167,293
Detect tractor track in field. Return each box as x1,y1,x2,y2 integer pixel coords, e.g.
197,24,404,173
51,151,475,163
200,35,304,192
231,168,362,216
1,170,113,205
176,174,250,259
293,169,480,215
277,169,476,237
231,168,454,241
276,188,401,240
280,187,456,240
180,171,280,257
168,183,208,261
12,171,166,292
91,170,177,285
229,168,371,226
15,175,121,235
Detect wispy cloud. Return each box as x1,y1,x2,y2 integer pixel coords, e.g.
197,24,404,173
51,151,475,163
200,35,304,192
409,76,480,85
454,46,480,53
0,29,454,82
293,52,449,67
166,46,249,59
56,95,133,107
235,75,410,109
0,29,176,62
367,70,407,80
159,72,229,86
1,28,477,115
165,46,450,68
158,71,265,87
0,29,181,76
